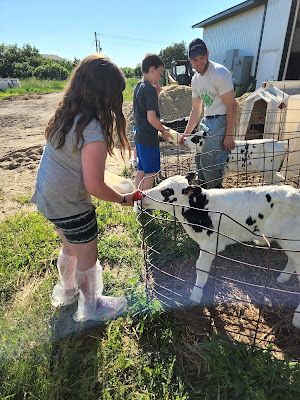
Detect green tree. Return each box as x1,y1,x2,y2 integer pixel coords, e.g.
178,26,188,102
72,57,80,68
121,67,134,78
134,63,142,77
13,62,34,78
158,41,188,68
20,44,43,68
0,43,78,79
0,44,21,77
34,61,69,80
0,44,43,77
60,59,77,74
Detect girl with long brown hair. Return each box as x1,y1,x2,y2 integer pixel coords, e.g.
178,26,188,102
31,54,137,322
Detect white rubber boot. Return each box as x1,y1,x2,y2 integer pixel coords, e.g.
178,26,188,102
51,251,79,307
73,260,127,322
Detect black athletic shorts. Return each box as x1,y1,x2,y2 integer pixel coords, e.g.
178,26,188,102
50,208,97,244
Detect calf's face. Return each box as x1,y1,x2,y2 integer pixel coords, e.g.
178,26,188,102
141,175,193,212
182,125,208,151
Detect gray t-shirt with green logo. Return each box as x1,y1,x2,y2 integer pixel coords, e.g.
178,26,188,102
31,115,105,219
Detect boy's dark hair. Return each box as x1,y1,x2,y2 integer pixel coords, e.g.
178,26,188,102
142,53,164,73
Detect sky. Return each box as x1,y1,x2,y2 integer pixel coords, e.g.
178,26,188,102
1,0,242,68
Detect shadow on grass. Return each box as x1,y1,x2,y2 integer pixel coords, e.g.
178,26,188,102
48,304,107,399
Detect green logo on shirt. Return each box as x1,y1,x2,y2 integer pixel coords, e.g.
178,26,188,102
199,89,216,107
201,93,213,107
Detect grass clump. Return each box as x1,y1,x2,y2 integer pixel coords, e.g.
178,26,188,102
195,335,300,399
0,211,58,308
12,193,32,204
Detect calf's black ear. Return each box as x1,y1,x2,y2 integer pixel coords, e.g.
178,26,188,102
185,172,195,183
182,185,202,196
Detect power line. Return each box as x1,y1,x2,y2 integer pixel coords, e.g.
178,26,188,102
99,39,164,48
96,32,169,46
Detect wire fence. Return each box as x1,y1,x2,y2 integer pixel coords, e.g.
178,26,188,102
158,108,300,188
133,107,300,358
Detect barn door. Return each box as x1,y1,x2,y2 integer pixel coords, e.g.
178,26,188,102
256,50,280,88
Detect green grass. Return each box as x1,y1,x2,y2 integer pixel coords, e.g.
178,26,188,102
12,194,32,204
123,77,139,101
0,77,139,101
1,203,300,399
0,77,67,99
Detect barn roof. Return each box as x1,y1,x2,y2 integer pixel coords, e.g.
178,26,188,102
192,0,268,28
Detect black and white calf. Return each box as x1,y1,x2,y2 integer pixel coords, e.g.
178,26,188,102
141,174,300,328
182,127,288,185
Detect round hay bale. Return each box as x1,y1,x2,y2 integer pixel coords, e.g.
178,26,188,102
158,85,195,122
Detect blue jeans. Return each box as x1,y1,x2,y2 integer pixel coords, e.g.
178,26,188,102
195,115,229,188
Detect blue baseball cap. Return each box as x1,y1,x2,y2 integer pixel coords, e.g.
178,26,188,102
188,38,208,60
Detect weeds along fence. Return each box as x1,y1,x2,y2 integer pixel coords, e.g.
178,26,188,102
135,106,300,358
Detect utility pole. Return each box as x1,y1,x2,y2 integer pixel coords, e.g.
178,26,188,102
94,32,102,53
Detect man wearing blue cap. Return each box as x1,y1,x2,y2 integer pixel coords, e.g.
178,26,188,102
182,38,237,188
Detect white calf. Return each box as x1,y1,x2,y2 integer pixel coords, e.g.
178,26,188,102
141,174,300,328
182,128,288,185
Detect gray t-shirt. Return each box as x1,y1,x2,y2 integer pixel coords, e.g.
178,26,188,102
133,80,160,147
31,115,105,219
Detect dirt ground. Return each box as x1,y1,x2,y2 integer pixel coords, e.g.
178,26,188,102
0,92,134,221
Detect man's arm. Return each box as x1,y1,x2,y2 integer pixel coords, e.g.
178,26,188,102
221,89,237,151
183,96,203,137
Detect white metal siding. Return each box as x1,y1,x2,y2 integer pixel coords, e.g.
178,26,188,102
202,5,266,77
256,0,293,88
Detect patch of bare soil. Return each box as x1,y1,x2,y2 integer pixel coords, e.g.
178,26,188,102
0,93,134,221
144,225,300,360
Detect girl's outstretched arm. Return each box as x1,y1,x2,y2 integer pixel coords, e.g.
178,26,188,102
81,141,137,206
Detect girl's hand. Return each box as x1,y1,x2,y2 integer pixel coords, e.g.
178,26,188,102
120,189,139,207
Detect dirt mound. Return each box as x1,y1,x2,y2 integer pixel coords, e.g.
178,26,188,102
2,94,44,101
123,85,195,137
0,145,43,170
158,85,193,122
123,101,134,136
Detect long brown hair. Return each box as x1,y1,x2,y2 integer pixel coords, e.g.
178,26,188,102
45,54,130,159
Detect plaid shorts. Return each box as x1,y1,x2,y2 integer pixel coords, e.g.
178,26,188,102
50,208,98,244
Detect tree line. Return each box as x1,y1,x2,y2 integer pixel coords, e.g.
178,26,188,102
0,41,188,80
0,44,79,80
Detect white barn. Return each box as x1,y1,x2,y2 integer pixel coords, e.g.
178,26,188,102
192,0,300,89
